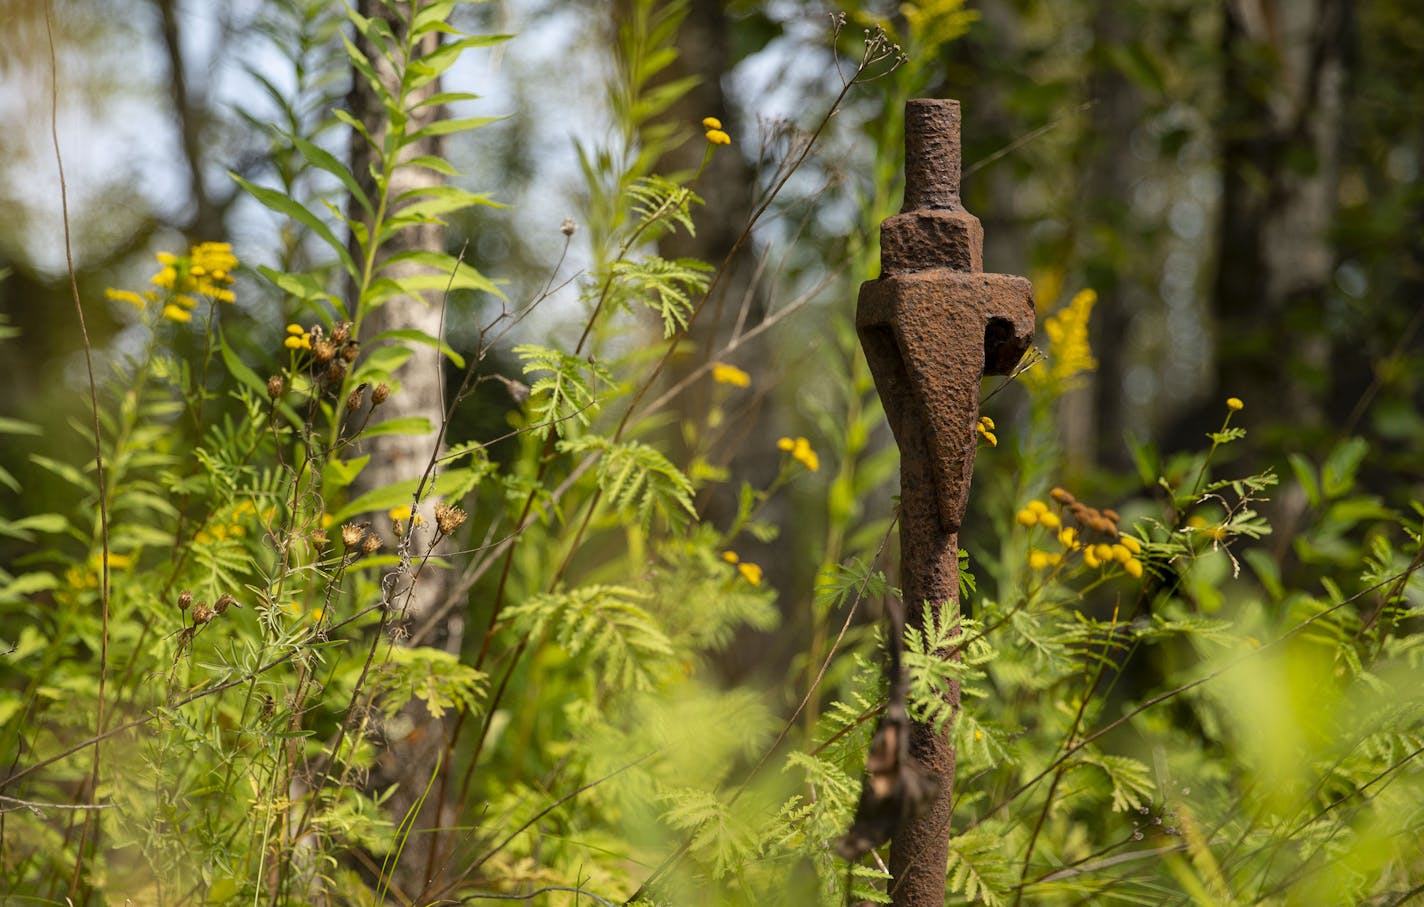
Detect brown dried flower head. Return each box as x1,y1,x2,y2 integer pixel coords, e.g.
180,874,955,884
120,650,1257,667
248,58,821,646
214,592,239,614
331,321,352,344
434,503,468,534
371,382,390,405
177,590,193,612
267,375,284,400
192,602,215,624
361,533,383,555
341,522,364,548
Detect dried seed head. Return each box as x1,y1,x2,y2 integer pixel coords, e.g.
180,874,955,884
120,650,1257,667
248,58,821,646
331,321,352,344
1051,487,1076,505
372,383,390,405
267,375,284,400
560,216,577,236
341,522,364,548
177,590,192,612
214,592,239,614
361,533,383,555
434,503,468,534
346,384,366,412
324,359,346,385
392,519,404,538
340,341,359,363
192,602,215,624
313,339,336,363
1102,508,1121,524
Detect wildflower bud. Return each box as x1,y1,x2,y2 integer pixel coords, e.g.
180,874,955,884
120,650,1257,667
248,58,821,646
267,375,284,400
332,321,352,344
214,592,239,614
392,519,404,538
1050,487,1075,505
372,383,390,405
313,339,336,363
434,503,467,534
361,533,382,555
346,383,366,412
560,217,577,236
340,341,359,363
192,602,215,624
177,590,192,612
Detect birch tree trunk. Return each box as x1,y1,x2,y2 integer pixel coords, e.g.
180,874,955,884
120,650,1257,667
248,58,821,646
346,1,461,897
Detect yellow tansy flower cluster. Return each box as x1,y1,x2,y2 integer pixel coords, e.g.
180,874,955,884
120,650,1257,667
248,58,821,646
711,361,751,388
1026,288,1097,391
777,436,819,472
721,550,763,586
976,415,997,447
702,116,731,146
1226,396,1244,412
285,323,313,350
106,242,238,325
1018,487,1146,580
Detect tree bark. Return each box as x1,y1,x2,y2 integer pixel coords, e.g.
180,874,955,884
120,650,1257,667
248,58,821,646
346,1,460,897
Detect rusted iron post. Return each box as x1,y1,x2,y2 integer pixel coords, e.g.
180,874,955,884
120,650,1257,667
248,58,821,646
846,99,1035,905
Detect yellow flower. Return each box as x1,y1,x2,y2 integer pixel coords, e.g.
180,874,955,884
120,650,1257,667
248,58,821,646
701,116,722,130
737,562,763,586
1226,397,1244,411
286,323,305,335
1026,288,1098,392
1027,500,1048,514
388,505,423,526
722,550,740,564
1118,535,1142,554
104,288,147,309
976,416,998,446
147,242,239,304
711,362,751,387
1123,558,1144,579
1110,544,1133,564
778,436,819,472
1083,547,1102,569
1057,527,1080,549
1028,549,1060,570
1016,508,1038,527
705,129,731,146
162,304,192,323
1092,544,1115,563
1039,511,1061,529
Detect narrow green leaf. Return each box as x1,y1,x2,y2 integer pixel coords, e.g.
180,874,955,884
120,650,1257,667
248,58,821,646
369,328,466,369
362,416,434,439
291,134,372,218
231,173,357,278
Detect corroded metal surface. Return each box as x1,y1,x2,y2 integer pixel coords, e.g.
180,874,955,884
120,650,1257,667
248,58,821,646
846,98,1034,906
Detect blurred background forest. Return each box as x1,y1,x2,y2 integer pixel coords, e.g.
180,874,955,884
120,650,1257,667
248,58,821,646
2,0,1421,578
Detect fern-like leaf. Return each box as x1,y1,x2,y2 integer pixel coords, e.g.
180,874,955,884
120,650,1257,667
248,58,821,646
506,585,674,690
513,344,611,436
